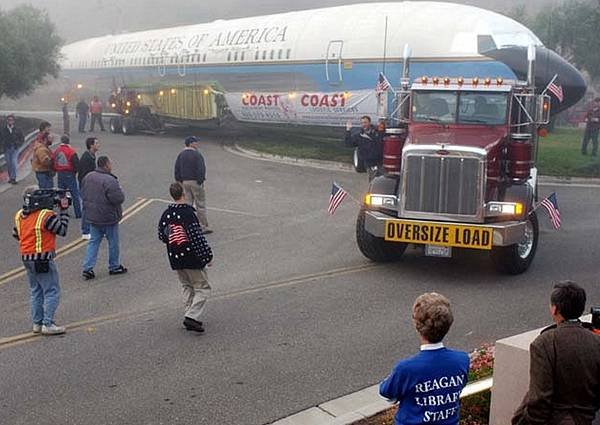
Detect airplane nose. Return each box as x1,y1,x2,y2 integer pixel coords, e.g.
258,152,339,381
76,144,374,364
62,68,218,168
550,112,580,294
485,46,586,114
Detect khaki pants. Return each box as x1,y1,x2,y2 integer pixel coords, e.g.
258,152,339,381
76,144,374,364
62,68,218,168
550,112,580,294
182,180,209,229
176,269,211,322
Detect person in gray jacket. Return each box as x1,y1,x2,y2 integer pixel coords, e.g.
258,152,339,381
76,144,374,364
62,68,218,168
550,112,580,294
81,155,127,280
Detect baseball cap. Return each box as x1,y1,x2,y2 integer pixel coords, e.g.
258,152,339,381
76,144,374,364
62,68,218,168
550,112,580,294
184,136,199,146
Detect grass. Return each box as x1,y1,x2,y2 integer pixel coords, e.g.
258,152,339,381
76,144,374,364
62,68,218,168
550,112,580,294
237,126,600,178
537,127,600,177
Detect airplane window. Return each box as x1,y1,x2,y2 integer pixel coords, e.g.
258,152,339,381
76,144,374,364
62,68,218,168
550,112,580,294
278,50,282,60
227,51,231,62
286,49,291,59
262,51,266,60
203,53,207,62
270,50,274,60
255,51,259,60
241,51,245,61
234,51,238,61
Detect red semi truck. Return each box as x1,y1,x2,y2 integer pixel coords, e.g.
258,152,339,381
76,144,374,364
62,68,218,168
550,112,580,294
356,49,551,274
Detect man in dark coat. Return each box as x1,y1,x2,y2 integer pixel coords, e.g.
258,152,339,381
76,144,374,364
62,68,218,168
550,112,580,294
581,97,600,157
344,115,384,181
75,99,90,134
81,155,127,280
512,281,600,425
0,114,24,184
78,137,99,238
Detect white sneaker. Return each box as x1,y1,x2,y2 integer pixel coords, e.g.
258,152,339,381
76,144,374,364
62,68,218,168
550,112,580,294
82,234,91,240
41,323,66,335
32,324,42,333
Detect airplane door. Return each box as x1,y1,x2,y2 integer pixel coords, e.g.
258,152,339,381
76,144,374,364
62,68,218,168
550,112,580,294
325,40,344,85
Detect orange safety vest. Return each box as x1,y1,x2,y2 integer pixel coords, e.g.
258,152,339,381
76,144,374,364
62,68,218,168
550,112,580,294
14,209,57,255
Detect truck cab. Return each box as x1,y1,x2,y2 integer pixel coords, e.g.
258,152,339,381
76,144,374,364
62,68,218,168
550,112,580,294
356,75,550,274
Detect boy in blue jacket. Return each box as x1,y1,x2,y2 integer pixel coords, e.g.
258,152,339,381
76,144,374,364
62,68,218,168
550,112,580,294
380,293,469,425
158,182,213,333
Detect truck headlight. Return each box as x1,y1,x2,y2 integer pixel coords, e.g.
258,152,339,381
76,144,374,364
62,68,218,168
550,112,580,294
486,202,524,217
365,194,397,207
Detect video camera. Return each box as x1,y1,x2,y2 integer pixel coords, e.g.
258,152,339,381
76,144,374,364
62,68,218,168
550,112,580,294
23,188,72,214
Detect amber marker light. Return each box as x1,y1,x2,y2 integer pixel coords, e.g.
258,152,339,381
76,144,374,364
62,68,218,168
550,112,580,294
457,77,464,86
472,78,479,85
443,77,451,85
288,92,297,99
496,78,504,85
538,128,549,138
170,88,176,95
432,77,440,85
484,78,492,85
421,76,428,84
203,89,209,95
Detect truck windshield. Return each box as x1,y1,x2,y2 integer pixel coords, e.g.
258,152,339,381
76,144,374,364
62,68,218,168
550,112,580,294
412,91,508,125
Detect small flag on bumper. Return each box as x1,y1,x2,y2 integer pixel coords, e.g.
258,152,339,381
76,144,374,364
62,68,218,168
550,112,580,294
328,182,348,215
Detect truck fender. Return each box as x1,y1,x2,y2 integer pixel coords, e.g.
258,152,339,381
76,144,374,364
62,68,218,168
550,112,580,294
501,183,535,213
368,175,399,196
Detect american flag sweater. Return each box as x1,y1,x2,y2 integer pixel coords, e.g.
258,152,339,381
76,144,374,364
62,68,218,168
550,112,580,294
158,203,213,270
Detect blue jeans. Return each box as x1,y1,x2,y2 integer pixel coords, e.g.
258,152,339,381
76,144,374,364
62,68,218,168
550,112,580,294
23,260,61,326
83,224,121,271
78,115,87,133
36,171,54,189
81,211,90,235
5,146,18,181
57,171,82,218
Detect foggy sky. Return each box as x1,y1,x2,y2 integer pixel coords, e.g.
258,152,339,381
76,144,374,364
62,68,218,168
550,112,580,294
1,0,570,43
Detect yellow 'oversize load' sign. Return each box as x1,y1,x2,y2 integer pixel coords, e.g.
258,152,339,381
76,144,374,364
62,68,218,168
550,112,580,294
384,220,493,250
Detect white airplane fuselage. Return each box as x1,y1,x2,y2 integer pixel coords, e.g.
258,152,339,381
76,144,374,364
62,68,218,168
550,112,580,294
60,1,584,127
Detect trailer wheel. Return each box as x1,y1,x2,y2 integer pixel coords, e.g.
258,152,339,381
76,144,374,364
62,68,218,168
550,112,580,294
121,118,135,136
490,212,539,275
356,208,406,262
353,148,366,173
109,117,122,134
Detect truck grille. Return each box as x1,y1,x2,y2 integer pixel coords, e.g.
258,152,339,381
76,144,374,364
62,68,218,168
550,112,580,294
402,153,484,220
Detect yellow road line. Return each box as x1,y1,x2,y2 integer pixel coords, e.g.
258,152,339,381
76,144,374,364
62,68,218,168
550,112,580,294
0,263,379,351
0,197,151,286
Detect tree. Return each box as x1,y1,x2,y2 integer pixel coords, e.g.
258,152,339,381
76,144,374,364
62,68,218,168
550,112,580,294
529,1,600,83
0,5,62,100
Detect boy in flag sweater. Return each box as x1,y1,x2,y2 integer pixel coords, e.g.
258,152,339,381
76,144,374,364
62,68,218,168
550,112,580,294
158,182,213,333
380,293,470,425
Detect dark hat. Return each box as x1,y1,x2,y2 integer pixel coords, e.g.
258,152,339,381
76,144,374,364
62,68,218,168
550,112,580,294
184,136,199,146
60,135,70,144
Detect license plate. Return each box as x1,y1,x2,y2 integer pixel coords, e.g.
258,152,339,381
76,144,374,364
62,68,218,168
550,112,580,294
384,220,493,250
426,245,452,258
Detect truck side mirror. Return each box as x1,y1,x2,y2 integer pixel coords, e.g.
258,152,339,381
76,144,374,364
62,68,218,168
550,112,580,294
537,95,551,125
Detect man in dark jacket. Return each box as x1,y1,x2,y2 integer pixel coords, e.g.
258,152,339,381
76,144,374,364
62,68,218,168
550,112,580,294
78,137,99,239
344,116,384,181
75,99,90,134
174,136,211,234
158,182,213,332
0,114,24,184
81,155,127,280
581,97,600,157
512,281,600,425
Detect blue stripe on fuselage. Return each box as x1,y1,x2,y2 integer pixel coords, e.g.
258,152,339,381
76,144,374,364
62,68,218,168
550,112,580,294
64,60,517,91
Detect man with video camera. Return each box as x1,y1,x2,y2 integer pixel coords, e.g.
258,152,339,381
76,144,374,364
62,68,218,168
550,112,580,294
13,186,71,335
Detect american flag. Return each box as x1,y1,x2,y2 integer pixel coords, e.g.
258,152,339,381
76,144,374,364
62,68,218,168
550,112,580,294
548,81,564,103
168,224,189,245
540,192,561,230
328,182,348,215
376,72,391,95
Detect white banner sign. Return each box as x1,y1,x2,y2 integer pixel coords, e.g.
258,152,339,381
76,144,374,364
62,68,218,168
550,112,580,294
224,89,378,127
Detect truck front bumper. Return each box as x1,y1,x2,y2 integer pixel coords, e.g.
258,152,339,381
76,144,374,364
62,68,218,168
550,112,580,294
364,210,527,247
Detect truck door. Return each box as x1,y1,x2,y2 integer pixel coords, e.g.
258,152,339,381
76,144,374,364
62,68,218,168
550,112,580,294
325,40,344,86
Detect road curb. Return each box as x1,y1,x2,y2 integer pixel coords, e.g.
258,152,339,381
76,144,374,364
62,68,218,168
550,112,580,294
224,144,354,173
269,377,493,425
227,144,600,187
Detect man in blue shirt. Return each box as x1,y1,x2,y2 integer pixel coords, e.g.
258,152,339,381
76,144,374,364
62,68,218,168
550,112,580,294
380,293,470,425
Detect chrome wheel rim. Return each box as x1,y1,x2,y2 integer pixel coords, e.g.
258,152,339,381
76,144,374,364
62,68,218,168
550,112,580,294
517,219,534,259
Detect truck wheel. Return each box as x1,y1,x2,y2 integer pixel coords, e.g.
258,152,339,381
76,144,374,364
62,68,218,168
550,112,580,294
109,117,122,134
353,148,366,173
121,118,135,135
356,209,407,262
490,212,539,275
